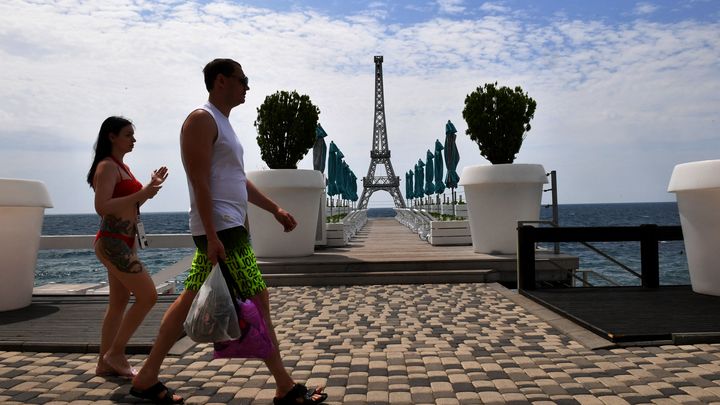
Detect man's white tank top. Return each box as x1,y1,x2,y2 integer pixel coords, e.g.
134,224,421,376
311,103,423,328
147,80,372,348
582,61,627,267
186,102,248,236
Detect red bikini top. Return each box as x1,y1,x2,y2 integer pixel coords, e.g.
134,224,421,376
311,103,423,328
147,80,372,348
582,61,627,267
110,156,143,198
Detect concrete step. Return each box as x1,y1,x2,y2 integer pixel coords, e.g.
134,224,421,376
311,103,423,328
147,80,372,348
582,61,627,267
258,258,515,274
265,269,496,286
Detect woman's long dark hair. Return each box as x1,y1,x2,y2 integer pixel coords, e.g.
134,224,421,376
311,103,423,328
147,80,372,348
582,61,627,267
86,116,133,188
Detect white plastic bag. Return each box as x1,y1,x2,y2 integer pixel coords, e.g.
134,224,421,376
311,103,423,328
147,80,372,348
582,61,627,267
183,265,241,343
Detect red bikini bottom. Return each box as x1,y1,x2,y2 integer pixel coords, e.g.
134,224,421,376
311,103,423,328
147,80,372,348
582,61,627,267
95,231,135,248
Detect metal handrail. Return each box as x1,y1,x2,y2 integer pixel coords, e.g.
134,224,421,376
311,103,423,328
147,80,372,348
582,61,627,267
579,242,642,279
572,269,621,287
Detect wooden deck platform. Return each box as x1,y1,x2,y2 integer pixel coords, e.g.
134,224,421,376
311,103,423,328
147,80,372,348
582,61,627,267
0,295,180,353
522,285,720,344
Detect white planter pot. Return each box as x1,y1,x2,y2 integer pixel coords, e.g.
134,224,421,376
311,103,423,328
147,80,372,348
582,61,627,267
247,170,324,258
459,164,547,254
668,160,720,296
0,179,53,311
315,188,327,246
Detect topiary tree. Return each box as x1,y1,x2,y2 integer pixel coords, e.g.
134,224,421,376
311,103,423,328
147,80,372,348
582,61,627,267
254,90,320,169
462,82,537,164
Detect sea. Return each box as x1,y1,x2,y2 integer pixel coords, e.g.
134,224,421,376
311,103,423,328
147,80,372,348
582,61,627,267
37,202,689,290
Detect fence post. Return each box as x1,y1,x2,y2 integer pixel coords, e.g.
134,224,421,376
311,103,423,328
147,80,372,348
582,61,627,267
640,224,660,288
550,171,560,254
517,224,537,291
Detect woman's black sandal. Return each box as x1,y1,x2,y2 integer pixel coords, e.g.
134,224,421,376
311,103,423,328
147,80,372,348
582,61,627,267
129,381,184,404
273,383,327,404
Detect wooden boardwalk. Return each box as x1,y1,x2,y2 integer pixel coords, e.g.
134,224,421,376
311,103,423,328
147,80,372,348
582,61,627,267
0,295,178,354
259,218,578,286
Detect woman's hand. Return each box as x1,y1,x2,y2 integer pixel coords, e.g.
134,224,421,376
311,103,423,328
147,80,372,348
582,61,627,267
143,166,169,199
150,166,169,187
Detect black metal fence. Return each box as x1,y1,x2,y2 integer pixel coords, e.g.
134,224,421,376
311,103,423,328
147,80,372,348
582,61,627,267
517,224,684,291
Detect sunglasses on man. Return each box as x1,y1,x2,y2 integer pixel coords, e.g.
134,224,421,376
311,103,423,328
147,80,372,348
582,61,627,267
230,74,249,88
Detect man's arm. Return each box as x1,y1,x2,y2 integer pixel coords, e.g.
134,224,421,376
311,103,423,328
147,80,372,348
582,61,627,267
247,179,297,232
180,110,226,263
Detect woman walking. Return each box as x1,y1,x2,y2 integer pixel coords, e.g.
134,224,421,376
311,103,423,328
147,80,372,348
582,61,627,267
86,116,168,377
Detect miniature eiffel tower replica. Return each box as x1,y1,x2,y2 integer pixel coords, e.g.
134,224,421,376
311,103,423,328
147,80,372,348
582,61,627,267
357,56,407,209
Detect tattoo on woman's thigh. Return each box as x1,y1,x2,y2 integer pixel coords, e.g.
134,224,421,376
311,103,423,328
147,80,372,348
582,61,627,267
101,238,145,274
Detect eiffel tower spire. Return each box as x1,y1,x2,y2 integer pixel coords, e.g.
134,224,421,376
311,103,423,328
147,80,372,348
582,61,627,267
358,56,406,209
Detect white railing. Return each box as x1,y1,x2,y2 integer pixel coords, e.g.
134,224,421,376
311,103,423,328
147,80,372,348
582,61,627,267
325,209,368,247
394,208,433,241
38,216,371,293
38,234,195,295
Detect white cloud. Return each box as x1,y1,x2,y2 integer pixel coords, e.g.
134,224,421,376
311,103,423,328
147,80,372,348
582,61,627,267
479,1,510,14
0,0,718,212
437,0,465,14
634,2,659,15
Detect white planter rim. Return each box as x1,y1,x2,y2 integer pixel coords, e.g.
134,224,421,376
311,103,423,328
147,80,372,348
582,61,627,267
458,164,548,185
668,160,720,192
0,178,53,208
247,169,325,189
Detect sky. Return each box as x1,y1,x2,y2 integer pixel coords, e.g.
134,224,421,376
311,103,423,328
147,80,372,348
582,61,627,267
1,0,718,214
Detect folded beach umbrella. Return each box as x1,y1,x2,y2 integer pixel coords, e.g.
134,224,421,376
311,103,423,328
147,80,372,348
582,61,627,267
327,141,338,196
410,169,416,200
336,158,346,199
434,139,445,195
341,162,351,200
415,160,425,199
413,164,419,200
405,171,412,200
313,123,328,174
334,145,346,198
443,120,460,190
425,150,434,196
405,170,415,200
335,148,345,198
349,171,358,201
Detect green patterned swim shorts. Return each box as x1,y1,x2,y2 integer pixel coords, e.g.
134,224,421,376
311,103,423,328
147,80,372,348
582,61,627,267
184,226,266,299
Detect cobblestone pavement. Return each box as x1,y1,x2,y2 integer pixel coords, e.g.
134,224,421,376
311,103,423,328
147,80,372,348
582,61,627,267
1,284,719,404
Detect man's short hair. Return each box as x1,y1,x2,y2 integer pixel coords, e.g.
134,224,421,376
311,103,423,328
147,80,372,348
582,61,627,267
203,59,241,91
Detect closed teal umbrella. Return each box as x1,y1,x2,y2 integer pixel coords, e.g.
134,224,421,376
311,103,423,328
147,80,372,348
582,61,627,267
341,162,351,200
407,170,414,200
415,160,425,200
313,123,328,173
336,149,345,201
434,139,445,195
336,158,346,200
443,120,460,202
413,164,419,201
425,150,434,196
349,171,358,201
327,141,338,196
405,171,412,200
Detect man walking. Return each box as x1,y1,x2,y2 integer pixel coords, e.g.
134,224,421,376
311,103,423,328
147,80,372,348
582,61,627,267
130,58,327,405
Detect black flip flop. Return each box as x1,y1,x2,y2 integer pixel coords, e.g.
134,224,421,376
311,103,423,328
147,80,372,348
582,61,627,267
129,381,184,404
273,383,328,405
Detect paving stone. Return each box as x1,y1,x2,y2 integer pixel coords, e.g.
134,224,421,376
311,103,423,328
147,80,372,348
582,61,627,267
478,390,505,404
0,284,719,404
388,391,412,404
